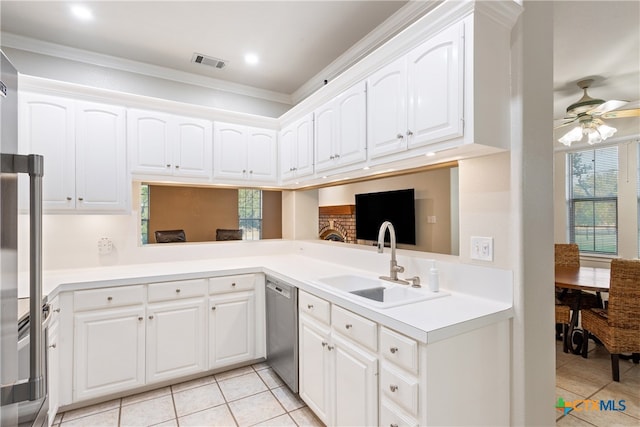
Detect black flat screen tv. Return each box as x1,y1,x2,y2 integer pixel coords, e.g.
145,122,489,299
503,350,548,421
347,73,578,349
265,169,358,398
355,188,416,245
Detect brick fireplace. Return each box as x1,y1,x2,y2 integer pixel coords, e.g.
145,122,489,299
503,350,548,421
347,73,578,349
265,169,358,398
318,205,356,243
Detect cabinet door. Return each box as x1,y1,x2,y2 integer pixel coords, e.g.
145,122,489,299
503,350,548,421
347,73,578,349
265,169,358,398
294,114,315,178
74,306,145,402
47,315,60,421
75,101,127,212
366,57,408,158
336,82,367,167
209,291,255,369
247,127,277,182
174,116,213,178
128,109,173,175
407,22,464,148
333,334,378,427
19,93,75,210
279,126,295,181
299,316,331,425
313,102,337,172
213,122,247,180
146,299,207,383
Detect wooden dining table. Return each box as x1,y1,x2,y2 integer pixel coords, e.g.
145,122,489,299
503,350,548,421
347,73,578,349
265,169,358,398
555,266,611,354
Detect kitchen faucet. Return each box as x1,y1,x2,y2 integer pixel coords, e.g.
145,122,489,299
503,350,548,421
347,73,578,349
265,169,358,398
377,221,409,285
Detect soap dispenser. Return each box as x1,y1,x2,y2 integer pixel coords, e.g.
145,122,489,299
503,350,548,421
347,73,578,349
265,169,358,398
429,260,439,292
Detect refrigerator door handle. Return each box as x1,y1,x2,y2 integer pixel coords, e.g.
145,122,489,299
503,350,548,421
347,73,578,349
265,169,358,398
0,153,45,406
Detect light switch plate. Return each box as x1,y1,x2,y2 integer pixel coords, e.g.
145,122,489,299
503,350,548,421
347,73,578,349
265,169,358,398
471,236,493,261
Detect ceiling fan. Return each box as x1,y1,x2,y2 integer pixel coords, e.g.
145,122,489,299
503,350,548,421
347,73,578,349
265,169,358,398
555,78,640,146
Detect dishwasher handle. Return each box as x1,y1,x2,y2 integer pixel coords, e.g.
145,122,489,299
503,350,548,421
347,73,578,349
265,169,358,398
266,281,291,299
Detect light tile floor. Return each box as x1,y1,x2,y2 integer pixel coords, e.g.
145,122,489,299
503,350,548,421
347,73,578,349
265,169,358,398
556,338,640,426
52,363,324,427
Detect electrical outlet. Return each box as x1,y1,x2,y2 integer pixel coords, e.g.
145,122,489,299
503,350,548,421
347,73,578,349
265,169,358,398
470,236,493,261
98,237,113,255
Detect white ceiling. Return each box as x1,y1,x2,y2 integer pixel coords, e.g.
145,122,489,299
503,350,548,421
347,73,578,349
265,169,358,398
1,0,639,136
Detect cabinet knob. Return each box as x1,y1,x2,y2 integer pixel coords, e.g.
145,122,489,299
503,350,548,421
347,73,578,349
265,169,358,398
211,306,216,311
345,324,352,329
327,345,334,351
390,347,398,354
389,385,398,392
406,130,414,136
49,343,57,349
78,197,84,201
107,296,113,301
175,289,181,293
166,164,171,168
231,282,236,287
329,155,335,160
66,197,72,201
391,424,399,427
293,167,297,171
138,316,143,321
321,341,327,347
307,304,313,310
249,170,253,174
148,315,154,320
334,153,340,158
175,165,179,169
242,169,246,173
396,133,404,139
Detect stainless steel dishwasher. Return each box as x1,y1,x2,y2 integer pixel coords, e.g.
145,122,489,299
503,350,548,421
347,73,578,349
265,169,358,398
265,277,298,393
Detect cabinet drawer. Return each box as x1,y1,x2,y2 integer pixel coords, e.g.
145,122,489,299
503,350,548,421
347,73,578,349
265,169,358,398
380,399,419,427
209,275,255,294
331,305,377,351
148,279,207,302
299,291,330,325
380,327,419,374
74,286,145,312
380,365,419,417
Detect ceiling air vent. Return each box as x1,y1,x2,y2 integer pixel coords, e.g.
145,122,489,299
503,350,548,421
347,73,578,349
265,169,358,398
191,53,227,69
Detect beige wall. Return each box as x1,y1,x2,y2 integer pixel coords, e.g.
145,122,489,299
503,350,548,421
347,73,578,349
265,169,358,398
149,185,238,243
262,190,283,239
318,168,455,254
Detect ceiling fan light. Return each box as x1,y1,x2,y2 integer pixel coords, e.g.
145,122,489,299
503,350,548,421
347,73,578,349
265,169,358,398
597,123,617,140
587,129,602,145
558,126,583,146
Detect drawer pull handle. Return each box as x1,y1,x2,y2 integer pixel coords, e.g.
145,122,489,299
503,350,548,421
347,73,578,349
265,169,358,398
307,304,314,310
148,315,154,320
175,289,181,293
345,324,352,329
107,296,113,301
390,347,398,354
49,343,56,349
391,424,399,427
389,385,398,392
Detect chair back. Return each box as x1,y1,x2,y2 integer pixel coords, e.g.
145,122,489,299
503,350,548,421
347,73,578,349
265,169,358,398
555,243,580,268
154,229,186,243
607,259,640,330
216,228,243,241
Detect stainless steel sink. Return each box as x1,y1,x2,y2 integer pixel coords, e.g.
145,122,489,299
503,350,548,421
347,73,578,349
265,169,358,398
316,274,448,308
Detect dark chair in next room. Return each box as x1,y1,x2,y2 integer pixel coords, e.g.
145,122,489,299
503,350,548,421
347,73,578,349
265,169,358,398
154,229,186,243
216,228,243,241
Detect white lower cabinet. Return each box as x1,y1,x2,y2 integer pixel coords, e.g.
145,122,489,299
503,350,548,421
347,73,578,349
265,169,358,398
46,298,60,424
298,291,378,426
208,290,256,369
73,305,146,401
146,298,207,383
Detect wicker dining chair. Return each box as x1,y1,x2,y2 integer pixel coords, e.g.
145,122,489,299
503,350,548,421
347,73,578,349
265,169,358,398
555,304,572,353
581,259,640,382
555,243,601,309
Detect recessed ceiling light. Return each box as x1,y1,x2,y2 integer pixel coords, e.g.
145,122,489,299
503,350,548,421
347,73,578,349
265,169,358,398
244,53,259,65
426,152,436,157
71,5,94,21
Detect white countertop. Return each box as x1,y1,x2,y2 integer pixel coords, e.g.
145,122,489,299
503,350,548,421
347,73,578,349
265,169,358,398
35,252,512,344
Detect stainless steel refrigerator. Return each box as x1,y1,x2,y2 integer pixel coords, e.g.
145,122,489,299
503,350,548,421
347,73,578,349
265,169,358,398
0,50,48,427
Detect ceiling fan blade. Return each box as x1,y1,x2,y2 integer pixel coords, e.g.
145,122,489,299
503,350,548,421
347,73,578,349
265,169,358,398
588,99,629,116
601,108,640,119
554,117,578,129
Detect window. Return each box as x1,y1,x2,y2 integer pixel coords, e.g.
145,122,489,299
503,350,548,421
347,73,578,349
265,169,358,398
140,184,150,244
568,146,618,254
238,189,262,240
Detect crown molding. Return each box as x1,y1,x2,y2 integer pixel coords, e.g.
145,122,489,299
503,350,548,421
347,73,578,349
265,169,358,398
291,0,442,104
1,32,293,105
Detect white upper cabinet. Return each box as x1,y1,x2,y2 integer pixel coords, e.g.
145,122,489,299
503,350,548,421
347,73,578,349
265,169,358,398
19,93,127,212
213,122,277,183
314,82,367,173
279,114,314,182
128,109,212,179
406,22,464,149
367,21,464,159
366,58,408,159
